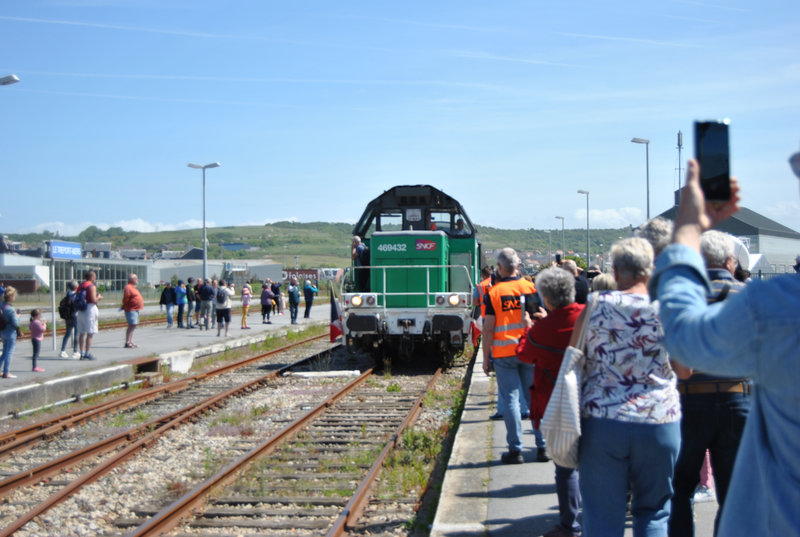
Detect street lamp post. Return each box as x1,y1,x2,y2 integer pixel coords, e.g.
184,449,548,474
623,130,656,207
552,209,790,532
545,230,552,265
187,162,221,281
577,190,589,265
631,137,650,220
555,216,565,258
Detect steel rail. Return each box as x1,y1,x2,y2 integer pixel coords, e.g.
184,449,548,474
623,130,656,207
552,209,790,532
326,369,442,537
0,334,328,453
0,350,331,537
124,368,375,537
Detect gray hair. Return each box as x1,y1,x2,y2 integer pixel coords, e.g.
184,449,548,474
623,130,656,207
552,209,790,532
635,217,674,257
562,259,578,275
591,273,617,291
611,237,654,281
701,230,735,268
535,267,576,309
496,247,521,272
67,279,78,291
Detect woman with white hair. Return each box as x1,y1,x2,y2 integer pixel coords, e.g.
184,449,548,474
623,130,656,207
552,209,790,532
573,237,681,536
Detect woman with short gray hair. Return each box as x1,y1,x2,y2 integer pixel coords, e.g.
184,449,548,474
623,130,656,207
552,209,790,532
522,267,585,537
573,237,680,536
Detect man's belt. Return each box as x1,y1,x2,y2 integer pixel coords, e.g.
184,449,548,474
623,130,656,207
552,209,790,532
678,380,750,395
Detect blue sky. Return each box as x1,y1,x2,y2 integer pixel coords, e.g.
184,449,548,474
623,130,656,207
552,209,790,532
1,1,799,237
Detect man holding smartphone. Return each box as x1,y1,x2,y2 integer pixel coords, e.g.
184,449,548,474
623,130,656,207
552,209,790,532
650,155,800,536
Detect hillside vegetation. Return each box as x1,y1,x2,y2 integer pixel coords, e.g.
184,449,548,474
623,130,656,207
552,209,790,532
8,221,635,269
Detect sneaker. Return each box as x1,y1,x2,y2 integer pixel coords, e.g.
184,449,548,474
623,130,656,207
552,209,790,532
72,352,81,359
32,367,45,372
489,412,504,421
693,485,715,503
536,447,552,463
59,351,69,358
2,374,16,379
82,353,97,361
501,450,524,464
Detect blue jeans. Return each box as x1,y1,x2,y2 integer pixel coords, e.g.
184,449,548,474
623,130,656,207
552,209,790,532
493,356,533,452
555,463,582,534
289,301,299,323
669,391,750,537
580,417,680,537
1,331,17,377
165,304,174,327
60,318,77,353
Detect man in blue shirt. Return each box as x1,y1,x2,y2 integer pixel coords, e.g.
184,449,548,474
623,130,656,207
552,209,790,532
650,157,800,536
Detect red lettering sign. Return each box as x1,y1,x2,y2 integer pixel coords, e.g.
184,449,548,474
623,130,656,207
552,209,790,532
415,239,437,251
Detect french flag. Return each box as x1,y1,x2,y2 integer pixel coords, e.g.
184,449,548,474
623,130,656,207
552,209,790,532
330,288,343,342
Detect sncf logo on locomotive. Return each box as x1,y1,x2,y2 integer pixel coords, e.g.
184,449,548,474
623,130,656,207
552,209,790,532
415,239,438,251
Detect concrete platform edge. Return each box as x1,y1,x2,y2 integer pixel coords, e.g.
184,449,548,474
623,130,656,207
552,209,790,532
430,361,491,537
0,364,134,416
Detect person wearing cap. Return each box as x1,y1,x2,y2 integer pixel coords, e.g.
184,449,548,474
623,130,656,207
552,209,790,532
651,155,800,536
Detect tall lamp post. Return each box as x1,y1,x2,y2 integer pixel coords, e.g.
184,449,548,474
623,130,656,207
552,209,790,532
631,137,650,219
544,230,552,265
187,162,221,281
555,216,565,258
577,190,589,265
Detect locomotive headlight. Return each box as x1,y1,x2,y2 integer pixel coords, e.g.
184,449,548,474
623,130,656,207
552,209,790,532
448,293,460,306
351,295,363,307
366,295,377,306
435,295,446,306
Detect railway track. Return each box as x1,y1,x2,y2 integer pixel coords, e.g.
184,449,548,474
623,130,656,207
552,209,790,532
118,368,441,537
0,336,350,536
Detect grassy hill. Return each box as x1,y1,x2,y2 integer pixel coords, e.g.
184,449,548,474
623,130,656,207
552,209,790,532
7,221,634,269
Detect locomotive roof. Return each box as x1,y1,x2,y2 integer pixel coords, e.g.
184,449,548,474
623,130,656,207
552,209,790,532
353,185,474,238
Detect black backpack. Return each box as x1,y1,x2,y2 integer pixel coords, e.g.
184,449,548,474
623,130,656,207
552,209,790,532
59,294,74,320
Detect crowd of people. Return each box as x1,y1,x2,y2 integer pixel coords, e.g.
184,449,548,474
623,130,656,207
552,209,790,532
479,155,800,537
0,274,321,375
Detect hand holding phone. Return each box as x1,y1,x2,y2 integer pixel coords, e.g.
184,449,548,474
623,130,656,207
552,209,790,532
694,120,731,201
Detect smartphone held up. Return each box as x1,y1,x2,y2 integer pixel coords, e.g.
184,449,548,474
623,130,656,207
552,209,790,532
694,119,731,202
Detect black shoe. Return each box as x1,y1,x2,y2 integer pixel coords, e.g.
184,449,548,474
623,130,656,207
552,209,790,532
536,447,551,462
521,412,530,420
489,412,504,421
501,450,524,464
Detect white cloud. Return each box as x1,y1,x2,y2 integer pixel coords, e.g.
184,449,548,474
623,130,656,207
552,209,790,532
572,207,644,229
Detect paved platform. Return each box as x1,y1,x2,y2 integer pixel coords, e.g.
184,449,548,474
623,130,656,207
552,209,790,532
432,361,719,537
0,302,330,417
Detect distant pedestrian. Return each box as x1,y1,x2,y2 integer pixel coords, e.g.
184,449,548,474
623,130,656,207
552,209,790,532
260,283,276,324
175,280,188,328
303,279,318,319
241,282,252,329
185,277,196,329
77,270,102,361
1,286,21,378
198,278,215,330
270,279,283,315
194,277,203,326
159,282,176,328
59,280,80,359
122,273,144,348
215,280,234,337
29,308,46,372
287,277,301,324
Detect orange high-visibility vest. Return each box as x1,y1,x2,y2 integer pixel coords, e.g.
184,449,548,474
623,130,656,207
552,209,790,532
478,277,492,318
487,276,536,358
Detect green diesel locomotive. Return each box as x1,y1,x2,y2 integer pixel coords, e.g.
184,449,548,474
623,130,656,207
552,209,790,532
341,185,483,365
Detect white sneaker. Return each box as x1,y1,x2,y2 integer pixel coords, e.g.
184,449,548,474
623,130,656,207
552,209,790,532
59,351,69,358
693,485,716,503
72,352,81,359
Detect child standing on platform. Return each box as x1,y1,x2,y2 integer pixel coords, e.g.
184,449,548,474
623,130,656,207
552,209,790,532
29,308,46,372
